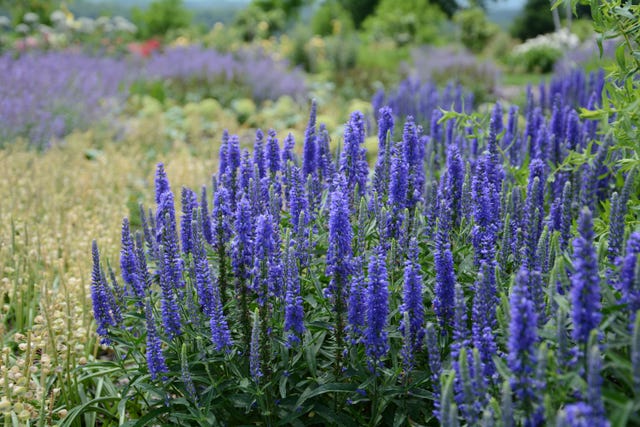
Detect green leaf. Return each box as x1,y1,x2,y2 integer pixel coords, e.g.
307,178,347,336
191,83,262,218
294,383,358,408
312,403,359,426
120,405,176,427
610,401,634,427
393,412,407,427
494,357,511,381
616,44,628,72
279,374,288,399
579,107,606,120
58,396,120,427
614,5,635,19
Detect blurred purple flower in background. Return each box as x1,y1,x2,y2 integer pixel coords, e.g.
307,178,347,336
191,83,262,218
0,51,130,147
0,47,306,148
144,46,306,104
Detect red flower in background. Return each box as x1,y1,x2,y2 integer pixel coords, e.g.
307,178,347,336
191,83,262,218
127,38,161,57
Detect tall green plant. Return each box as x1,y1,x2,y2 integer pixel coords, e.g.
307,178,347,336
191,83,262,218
557,0,640,170
131,0,191,39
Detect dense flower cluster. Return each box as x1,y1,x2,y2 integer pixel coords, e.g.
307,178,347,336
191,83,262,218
0,48,306,148
143,46,306,103
90,67,638,425
513,28,580,56
0,51,131,147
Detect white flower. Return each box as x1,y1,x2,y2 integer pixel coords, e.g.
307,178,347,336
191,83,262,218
50,10,65,23
23,12,39,24
96,16,110,28
38,24,53,35
513,29,580,55
0,16,10,28
76,17,95,33
112,16,137,33
15,23,30,34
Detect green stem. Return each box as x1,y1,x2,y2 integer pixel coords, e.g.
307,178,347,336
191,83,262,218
218,244,227,307
370,363,379,427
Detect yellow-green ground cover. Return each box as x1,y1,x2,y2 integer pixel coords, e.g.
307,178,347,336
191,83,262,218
0,99,375,422
0,127,221,422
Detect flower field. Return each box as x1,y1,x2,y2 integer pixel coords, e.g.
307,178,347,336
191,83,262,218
1,1,640,426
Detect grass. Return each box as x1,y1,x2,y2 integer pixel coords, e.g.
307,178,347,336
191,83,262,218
0,95,344,422
0,124,223,422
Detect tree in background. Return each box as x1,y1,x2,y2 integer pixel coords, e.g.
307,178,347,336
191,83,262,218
311,0,354,36
510,0,558,40
0,0,60,24
254,0,309,20
333,0,500,30
233,0,311,41
432,0,459,17
233,4,286,41
362,0,445,46
511,0,593,40
336,0,379,29
453,7,499,53
131,0,191,39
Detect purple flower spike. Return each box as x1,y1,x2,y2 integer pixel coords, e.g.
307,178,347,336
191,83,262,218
250,310,262,381
266,129,281,175
372,106,394,203
200,185,213,245
91,241,117,345
365,247,390,369
252,213,276,304
284,242,305,345
232,194,254,282
340,111,368,199
472,262,498,379
403,116,424,209
508,268,538,409
154,163,171,205
570,208,601,347
120,218,138,293
400,238,425,368
347,256,366,345
144,300,168,381
621,233,640,326
434,198,456,330
288,165,308,234
446,144,464,226
254,129,266,179
180,187,198,255
302,100,318,178
326,175,353,300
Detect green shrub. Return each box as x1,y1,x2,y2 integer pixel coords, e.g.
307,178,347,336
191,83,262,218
233,4,286,42
564,0,640,167
203,23,244,53
328,41,409,100
362,0,445,46
453,7,499,53
514,45,563,73
288,26,359,75
337,0,380,29
311,0,354,36
288,25,315,72
131,0,191,39
483,30,517,63
568,18,594,42
325,33,359,72
4,0,57,25
511,0,558,40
